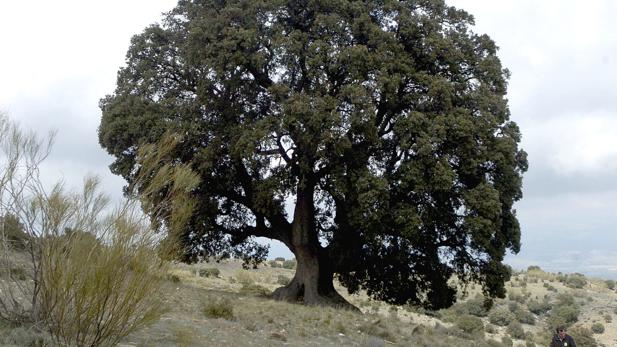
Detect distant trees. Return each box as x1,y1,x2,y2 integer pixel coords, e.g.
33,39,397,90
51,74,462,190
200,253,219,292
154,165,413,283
100,0,527,309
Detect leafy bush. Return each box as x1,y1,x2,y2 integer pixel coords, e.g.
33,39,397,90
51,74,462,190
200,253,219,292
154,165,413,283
527,299,551,315
568,325,598,347
604,314,611,323
555,293,576,306
546,305,580,329
591,322,604,334
605,280,615,290
565,274,587,289
199,268,220,278
454,314,484,334
0,214,29,250
489,307,514,326
203,297,234,320
508,291,526,304
514,307,535,325
282,259,296,269
506,321,525,339
268,260,282,268
275,257,286,262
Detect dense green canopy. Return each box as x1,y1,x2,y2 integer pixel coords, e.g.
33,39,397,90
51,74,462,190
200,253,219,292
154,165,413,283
100,0,527,309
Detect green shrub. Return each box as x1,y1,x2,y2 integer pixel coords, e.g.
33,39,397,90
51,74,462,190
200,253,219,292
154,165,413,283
0,214,29,250
508,291,526,304
527,299,551,315
198,268,220,278
0,266,28,281
268,260,281,268
591,322,604,334
274,257,286,262
605,280,615,290
568,326,598,347
282,259,296,269
514,307,535,325
546,305,580,329
203,297,234,320
565,274,587,289
555,293,576,306
604,314,611,323
489,307,514,326
455,314,484,334
506,321,525,339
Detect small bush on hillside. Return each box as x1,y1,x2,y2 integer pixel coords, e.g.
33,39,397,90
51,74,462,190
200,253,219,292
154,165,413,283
236,270,255,286
489,307,514,326
565,274,587,289
203,297,234,320
485,324,497,334
604,314,611,323
514,307,535,325
508,292,526,304
527,299,551,315
0,214,29,250
275,257,286,262
268,260,282,268
555,293,576,306
501,335,513,347
199,268,220,278
282,259,296,269
0,266,27,281
506,321,525,339
546,305,580,329
454,314,484,334
568,326,598,347
605,280,615,290
591,323,604,334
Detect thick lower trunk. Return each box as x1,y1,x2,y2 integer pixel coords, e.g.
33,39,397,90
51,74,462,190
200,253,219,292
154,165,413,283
272,248,358,311
273,183,358,311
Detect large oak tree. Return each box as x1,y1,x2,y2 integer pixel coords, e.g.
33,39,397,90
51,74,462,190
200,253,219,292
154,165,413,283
99,0,527,309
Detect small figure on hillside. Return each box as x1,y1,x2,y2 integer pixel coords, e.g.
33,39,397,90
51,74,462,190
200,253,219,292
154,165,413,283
550,326,576,347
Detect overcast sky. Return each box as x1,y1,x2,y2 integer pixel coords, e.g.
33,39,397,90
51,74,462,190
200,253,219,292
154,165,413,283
1,1,616,278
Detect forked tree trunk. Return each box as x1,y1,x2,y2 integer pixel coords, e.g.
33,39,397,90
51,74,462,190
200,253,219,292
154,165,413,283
272,185,358,311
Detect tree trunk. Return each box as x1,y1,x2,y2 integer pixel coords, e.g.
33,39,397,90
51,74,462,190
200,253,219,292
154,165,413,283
272,185,358,311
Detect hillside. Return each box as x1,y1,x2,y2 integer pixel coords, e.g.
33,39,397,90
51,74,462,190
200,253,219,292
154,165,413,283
2,259,615,347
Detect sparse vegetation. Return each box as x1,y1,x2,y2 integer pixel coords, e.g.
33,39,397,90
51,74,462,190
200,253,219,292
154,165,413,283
199,268,221,278
591,322,604,334
489,306,514,326
282,259,296,270
203,296,234,320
